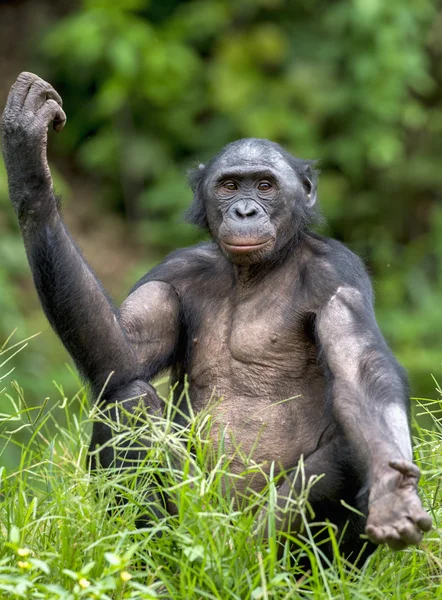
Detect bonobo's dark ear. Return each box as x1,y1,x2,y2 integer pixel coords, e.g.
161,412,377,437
302,162,319,208
188,163,205,193
184,163,209,229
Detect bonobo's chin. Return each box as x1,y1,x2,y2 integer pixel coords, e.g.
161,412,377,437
219,238,275,265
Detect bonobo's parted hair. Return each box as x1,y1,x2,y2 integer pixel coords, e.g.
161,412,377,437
185,138,321,232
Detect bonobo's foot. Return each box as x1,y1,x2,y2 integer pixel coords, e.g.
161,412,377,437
366,460,432,550
1,72,66,215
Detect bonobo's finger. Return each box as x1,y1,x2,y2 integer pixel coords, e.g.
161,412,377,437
388,459,421,480
396,518,423,545
382,525,407,550
37,100,67,133
4,72,38,113
416,511,432,532
386,536,407,551
24,78,63,112
366,524,386,545
53,109,67,132
367,523,407,550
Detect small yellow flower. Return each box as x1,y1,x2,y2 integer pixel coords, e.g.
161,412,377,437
78,578,90,589
18,561,30,569
120,571,132,582
17,548,31,557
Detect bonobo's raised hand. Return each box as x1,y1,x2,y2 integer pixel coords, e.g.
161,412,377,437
1,72,66,221
366,460,432,550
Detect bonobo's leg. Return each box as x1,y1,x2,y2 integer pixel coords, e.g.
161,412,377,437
88,380,162,472
261,436,376,564
88,380,168,524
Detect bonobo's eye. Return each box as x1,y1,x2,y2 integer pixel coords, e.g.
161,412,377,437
222,180,238,192
257,180,273,192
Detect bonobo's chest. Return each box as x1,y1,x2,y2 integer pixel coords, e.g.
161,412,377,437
228,284,306,365
176,261,326,491
178,265,325,489
185,266,317,393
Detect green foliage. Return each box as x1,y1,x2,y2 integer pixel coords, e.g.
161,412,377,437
37,0,442,394
0,360,441,598
0,0,441,402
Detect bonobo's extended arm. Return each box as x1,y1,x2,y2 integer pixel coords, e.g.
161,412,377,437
1,72,179,407
316,278,432,549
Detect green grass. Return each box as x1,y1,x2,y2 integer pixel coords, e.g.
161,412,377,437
0,339,441,599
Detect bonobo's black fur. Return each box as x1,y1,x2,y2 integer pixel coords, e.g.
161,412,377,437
1,73,432,564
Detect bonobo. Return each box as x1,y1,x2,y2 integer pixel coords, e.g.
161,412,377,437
2,72,432,561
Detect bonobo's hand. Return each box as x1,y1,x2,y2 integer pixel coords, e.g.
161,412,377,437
1,72,66,218
366,459,432,550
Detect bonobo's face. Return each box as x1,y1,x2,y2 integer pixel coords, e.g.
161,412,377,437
201,139,315,265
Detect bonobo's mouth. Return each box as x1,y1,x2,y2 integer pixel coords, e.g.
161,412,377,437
221,239,273,254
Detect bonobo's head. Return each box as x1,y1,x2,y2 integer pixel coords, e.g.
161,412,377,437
186,138,319,265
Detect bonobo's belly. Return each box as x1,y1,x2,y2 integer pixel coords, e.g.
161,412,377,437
189,383,328,495
186,301,330,494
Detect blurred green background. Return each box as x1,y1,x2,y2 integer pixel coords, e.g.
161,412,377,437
1,0,441,465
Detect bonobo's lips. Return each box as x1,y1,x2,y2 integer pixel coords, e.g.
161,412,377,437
221,239,273,254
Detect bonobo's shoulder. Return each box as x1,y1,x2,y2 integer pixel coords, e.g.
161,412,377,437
302,233,367,275
130,242,227,294
299,232,373,306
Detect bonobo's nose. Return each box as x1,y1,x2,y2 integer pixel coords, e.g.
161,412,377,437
233,200,259,219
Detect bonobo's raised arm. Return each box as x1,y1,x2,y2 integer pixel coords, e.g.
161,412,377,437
1,72,178,401
316,265,432,549
1,72,133,395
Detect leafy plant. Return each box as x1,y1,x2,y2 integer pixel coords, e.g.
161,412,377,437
0,355,441,598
